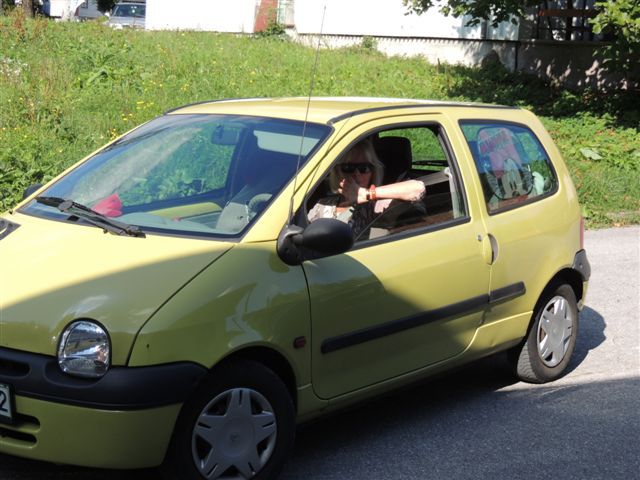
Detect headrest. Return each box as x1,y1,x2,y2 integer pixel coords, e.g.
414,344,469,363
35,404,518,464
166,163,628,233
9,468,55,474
243,134,296,187
374,136,413,184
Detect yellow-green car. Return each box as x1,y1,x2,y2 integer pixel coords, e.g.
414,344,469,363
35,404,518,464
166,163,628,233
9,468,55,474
0,98,590,479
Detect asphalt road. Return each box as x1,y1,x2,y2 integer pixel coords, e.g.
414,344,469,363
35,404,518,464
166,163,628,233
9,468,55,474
1,227,638,479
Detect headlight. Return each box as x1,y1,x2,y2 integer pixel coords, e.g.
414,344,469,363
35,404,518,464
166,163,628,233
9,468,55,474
57,321,111,378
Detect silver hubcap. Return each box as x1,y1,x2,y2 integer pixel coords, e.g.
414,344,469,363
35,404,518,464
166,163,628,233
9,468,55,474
537,295,574,367
192,388,277,480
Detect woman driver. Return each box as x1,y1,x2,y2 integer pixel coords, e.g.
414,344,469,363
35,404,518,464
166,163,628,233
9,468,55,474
308,139,425,239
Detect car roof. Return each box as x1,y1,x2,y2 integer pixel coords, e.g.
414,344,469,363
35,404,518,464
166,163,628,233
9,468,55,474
113,1,145,6
166,97,518,125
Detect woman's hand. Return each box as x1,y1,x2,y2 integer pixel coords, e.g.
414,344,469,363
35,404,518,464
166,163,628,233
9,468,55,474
337,177,361,205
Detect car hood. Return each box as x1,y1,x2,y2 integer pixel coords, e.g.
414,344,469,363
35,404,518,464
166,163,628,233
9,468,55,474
0,213,232,364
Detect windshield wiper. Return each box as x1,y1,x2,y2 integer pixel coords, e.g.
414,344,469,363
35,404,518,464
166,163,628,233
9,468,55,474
36,196,145,238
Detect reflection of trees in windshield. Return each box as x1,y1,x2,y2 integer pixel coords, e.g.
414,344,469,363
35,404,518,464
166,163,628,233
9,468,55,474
119,129,233,205
71,127,201,205
113,5,145,17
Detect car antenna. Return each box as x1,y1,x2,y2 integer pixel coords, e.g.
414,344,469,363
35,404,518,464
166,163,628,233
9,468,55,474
286,4,327,226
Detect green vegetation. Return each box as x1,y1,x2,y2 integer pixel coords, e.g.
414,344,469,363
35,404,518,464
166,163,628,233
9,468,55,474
403,0,640,84
591,0,640,82
1,12,638,227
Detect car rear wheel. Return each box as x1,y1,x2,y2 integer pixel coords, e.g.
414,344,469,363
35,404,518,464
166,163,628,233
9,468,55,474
509,283,578,383
161,359,295,480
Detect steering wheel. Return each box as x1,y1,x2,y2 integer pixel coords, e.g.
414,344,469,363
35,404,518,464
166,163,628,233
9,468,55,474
216,193,273,232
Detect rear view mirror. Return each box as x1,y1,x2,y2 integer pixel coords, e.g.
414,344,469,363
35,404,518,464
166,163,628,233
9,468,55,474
211,125,242,145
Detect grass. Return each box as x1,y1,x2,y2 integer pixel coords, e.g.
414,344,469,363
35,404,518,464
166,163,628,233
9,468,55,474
1,11,638,227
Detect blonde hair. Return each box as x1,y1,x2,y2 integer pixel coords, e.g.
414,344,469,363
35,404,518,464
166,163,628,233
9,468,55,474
329,139,384,193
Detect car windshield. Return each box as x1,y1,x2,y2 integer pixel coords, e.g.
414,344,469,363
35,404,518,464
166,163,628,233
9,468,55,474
21,114,331,238
112,4,145,17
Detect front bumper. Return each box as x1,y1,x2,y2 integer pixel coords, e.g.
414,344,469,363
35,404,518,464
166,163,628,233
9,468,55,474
0,347,207,467
0,396,180,468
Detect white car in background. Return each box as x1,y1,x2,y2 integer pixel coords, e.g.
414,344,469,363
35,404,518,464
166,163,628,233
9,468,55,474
106,0,146,29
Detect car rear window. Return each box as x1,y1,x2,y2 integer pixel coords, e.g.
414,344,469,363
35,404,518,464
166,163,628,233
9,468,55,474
460,122,558,213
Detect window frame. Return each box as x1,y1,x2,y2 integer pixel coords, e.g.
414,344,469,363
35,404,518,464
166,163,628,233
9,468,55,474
300,120,471,252
459,119,560,216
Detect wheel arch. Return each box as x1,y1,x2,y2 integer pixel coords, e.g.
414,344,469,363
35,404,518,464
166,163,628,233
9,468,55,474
215,346,298,411
547,268,584,305
519,268,583,343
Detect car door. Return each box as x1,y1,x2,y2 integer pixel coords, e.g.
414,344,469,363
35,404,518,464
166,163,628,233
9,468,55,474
458,118,574,328
303,116,492,400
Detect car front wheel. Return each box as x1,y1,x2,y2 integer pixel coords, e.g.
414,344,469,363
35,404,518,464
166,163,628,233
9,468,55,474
509,283,579,383
162,359,295,480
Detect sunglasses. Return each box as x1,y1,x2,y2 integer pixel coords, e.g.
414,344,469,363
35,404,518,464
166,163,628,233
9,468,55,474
339,163,373,174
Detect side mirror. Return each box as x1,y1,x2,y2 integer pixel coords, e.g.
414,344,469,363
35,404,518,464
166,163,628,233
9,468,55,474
22,183,43,200
277,218,354,266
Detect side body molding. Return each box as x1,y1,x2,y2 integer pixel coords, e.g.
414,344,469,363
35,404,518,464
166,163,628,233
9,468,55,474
321,282,526,354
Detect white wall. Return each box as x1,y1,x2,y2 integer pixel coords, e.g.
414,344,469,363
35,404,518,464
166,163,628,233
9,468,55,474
146,0,259,32
143,0,518,39
293,0,518,41
46,0,80,18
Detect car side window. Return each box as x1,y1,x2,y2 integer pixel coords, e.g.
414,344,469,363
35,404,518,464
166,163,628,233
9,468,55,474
460,122,558,213
306,124,468,243
367,127,467,240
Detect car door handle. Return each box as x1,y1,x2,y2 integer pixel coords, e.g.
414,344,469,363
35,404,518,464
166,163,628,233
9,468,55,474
487,233,499,264
478,233,499,265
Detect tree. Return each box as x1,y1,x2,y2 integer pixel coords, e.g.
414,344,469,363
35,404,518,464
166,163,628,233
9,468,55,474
97,0,117,13
402,0,539,27
22,0,32,17
404,0,639,83
591,0,640,81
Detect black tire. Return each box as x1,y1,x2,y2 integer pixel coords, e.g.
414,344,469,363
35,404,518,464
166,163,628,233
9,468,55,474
161,359,295,480
508,283,579,384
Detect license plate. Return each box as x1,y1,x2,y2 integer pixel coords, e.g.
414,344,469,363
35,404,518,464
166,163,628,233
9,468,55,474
0,383,13,423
